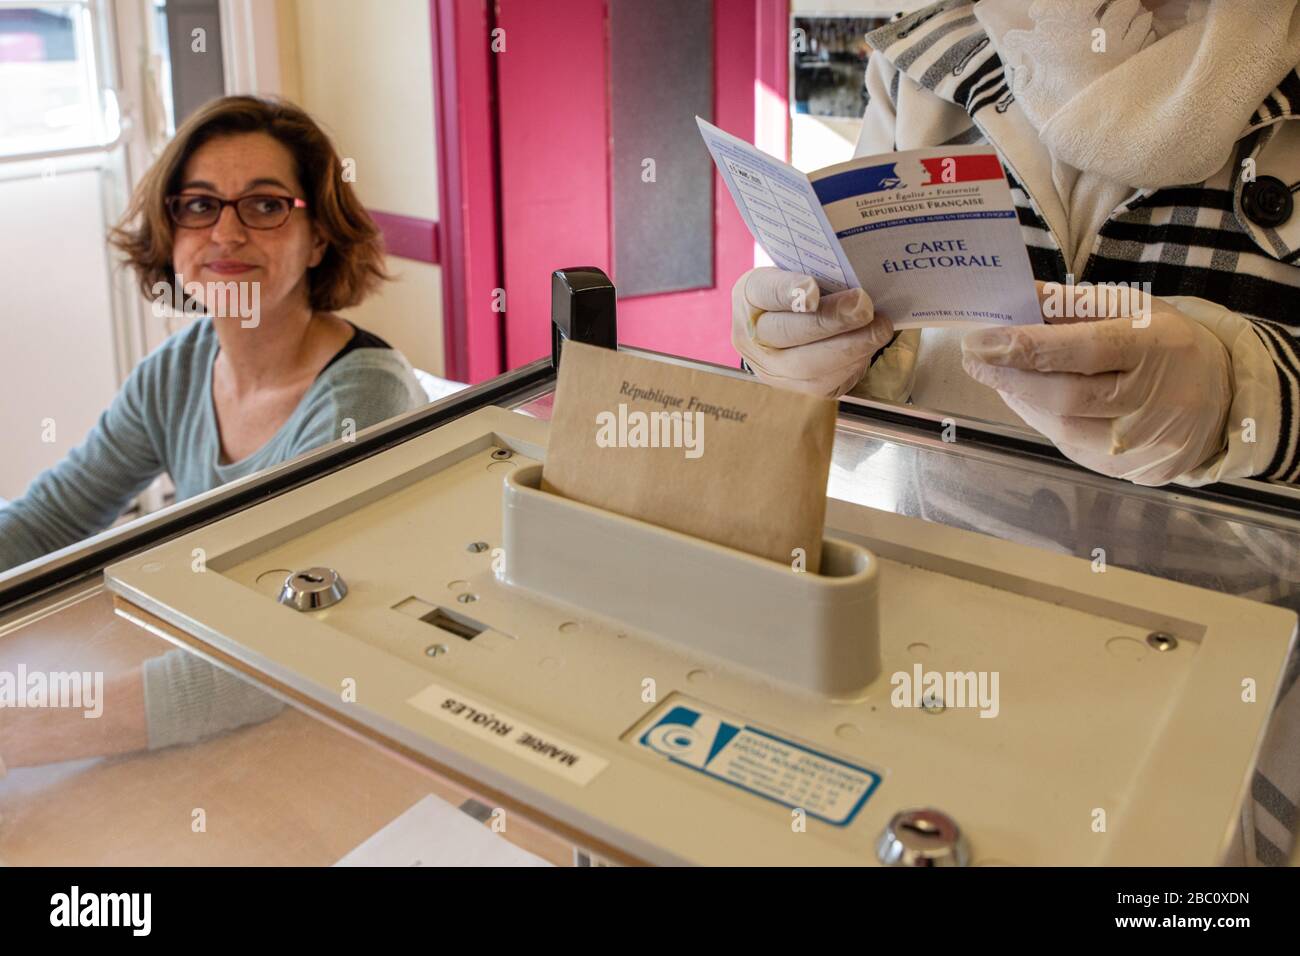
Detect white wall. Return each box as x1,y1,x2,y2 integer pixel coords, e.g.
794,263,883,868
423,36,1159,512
282,0,446,377
0,166,122,502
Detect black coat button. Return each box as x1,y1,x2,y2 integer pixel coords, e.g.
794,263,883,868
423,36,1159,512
1241,175,1294,228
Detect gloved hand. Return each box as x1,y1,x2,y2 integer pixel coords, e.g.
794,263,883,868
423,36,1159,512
960,282,1233,486
731,268,894,397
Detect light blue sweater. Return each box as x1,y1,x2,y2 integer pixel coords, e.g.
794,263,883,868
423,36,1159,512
0,318,427,748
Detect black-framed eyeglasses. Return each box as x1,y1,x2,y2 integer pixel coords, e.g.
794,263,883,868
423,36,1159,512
166,193,309,230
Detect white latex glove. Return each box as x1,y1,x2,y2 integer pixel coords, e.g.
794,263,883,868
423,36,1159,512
731,268,894,397
960,282,1232,486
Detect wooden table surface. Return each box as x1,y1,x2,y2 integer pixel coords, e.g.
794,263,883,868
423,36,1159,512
0,587,575,866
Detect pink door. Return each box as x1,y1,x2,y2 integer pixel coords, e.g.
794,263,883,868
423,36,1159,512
494,0,790,370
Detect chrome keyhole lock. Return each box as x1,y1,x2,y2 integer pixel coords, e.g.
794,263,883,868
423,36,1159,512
278,566,349,611
876,808,971,867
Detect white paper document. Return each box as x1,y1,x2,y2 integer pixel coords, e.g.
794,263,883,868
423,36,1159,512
697,117,1041,330
335,795,554,867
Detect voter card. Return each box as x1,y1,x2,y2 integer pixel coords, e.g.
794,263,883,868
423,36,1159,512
698,117,1041,330
696,117,860,293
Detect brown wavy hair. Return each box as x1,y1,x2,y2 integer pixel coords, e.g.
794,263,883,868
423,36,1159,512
109,95,387,311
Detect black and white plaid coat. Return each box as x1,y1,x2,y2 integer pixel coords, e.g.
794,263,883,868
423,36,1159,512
862,0,1300,486
858,0,1300,866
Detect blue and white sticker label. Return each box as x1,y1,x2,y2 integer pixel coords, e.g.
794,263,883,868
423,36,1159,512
632,696,881,826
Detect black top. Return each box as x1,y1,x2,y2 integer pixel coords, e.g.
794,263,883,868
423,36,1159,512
320,320,393,375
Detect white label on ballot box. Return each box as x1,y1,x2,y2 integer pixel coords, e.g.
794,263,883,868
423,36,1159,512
633,695,881,826
408,681,609,785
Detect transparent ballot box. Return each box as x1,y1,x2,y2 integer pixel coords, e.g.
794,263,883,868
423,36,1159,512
3,273,1297,867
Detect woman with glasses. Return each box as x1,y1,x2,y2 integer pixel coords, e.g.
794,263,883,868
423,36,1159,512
0,96,427,771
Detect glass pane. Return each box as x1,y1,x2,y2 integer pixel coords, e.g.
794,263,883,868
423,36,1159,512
790,14,890,173
151,0,176,137
0,3,106,156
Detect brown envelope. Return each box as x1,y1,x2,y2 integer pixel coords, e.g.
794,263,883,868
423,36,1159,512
541,341,837,572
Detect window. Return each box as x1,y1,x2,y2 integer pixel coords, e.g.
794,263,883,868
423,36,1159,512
0,1,116,157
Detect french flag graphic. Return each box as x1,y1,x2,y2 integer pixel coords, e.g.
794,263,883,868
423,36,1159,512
812,151,1006,205
918,153,1005,185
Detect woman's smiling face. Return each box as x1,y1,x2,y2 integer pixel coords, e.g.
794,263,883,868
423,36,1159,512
170,132,325,319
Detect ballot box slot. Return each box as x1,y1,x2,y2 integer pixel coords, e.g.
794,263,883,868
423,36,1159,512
499,464,882,696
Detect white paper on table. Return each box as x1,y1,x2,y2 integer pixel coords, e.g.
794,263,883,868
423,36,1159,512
697,117,1041,330
334,794,555,867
